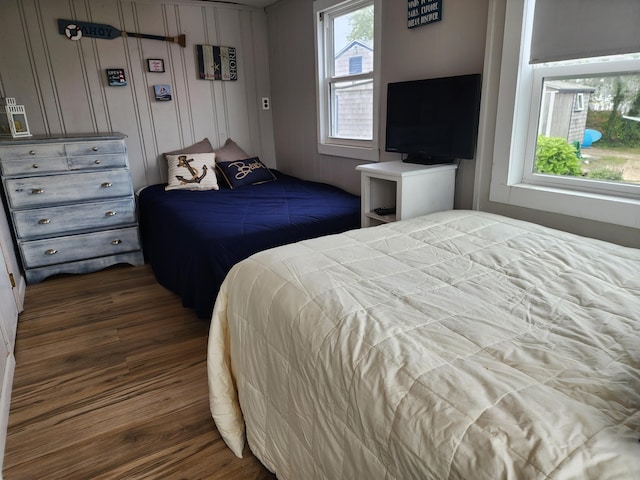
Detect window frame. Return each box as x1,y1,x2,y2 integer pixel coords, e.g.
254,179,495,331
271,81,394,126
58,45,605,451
487,0,640,229
522,61,640,198
314,0,381,162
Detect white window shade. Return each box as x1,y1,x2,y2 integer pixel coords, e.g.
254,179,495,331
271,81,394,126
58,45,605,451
530,0,640,64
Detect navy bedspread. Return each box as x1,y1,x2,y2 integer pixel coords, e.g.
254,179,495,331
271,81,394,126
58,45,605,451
138,170,361,318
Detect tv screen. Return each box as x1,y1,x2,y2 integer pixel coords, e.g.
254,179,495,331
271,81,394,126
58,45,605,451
385,73,482,164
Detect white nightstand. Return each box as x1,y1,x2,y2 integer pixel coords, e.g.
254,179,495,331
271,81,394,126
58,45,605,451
356,161,457,227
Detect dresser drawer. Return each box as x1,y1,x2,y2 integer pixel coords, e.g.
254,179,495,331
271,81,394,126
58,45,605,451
65,140,125,157
20,226,141,268
5,169,132,208
1,157,68,176
68,154,127,170
13,198,136,239
0,143,65,160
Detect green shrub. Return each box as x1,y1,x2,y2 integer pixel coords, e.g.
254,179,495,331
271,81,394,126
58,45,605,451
535,136,582,175
586,167,624,181
587,109,640,147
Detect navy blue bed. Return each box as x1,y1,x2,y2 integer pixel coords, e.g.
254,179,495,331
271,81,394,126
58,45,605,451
138,170,361,318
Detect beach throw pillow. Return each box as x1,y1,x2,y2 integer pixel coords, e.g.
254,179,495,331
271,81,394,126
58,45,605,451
216,157,276,189
165,152,219,191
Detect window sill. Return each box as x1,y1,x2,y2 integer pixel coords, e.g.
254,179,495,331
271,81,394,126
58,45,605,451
489,181,640,229
318,142,379,162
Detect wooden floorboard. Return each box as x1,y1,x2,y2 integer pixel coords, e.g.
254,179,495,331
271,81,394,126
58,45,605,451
3,264,276,480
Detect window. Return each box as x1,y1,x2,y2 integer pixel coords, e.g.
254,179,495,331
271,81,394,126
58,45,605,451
314,0,380,161
527,69,640,192
488,0,640,228
573,93,584,112
349,56,363,74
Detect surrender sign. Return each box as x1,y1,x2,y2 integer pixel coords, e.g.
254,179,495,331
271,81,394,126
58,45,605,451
408,0,442,29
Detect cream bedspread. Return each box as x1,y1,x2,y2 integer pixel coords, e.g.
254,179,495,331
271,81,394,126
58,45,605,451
207,210,640,479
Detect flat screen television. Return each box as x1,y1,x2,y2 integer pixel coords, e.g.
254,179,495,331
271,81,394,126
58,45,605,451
385,73,482,164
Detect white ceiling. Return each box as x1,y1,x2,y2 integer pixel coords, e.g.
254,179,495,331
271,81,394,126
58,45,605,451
216,0,277,7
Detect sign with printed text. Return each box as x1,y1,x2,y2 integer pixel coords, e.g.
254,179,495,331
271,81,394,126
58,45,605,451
106,68,127,86
196,45,238,81
408,0,442,29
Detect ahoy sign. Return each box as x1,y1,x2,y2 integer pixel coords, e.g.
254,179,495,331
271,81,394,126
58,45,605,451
57,19,186,47
58,19,120,40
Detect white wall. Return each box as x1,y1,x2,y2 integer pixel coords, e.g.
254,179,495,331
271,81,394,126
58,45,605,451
2,0,631,246
265,0,639,247
0,0,275,192
265,0,489,204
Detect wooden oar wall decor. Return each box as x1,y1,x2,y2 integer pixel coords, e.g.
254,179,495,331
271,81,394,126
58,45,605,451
57,19,186,47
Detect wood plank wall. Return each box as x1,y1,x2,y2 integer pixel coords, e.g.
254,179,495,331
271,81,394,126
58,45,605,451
0,0,275,192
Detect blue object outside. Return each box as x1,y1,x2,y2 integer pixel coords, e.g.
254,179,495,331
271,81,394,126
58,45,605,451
581,129,602,148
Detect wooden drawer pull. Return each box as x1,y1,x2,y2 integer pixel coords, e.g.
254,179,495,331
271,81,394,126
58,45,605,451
105,211,117,217
111,239,122,245
101,182,113,188
45,249,58,255
31,188,45,194
38,219,51,224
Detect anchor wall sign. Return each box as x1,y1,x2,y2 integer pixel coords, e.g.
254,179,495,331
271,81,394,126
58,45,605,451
57,19,186,47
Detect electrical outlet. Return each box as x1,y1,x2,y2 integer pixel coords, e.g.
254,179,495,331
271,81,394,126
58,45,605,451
262,97,270,110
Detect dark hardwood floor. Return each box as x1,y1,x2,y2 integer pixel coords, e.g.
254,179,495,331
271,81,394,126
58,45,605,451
3,264,276,480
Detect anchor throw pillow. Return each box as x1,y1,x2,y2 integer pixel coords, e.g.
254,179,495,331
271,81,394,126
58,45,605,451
216,157,276,189
165,152,219,191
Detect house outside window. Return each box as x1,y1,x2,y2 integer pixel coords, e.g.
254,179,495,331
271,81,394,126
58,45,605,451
334,42,373,140
314,0,380,162
488,0,640,228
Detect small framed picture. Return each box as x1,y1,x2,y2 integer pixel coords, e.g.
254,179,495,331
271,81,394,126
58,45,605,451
147,58,165,73
154,84,172,101
106,68,127,86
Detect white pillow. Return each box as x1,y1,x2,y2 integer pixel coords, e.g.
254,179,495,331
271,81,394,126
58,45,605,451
165,152,218,191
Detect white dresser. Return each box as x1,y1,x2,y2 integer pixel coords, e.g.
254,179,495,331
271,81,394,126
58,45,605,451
0,133,144,284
